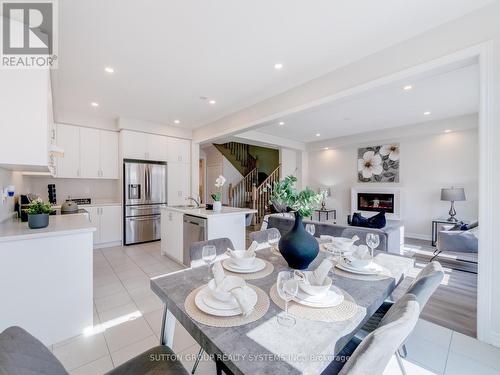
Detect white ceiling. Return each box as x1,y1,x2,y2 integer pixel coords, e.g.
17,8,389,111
52,0,492,129
256,63,479,142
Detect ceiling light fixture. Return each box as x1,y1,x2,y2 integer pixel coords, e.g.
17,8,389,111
324,147,329,150
278,121,285,126
444,129,452,133
403,85,413,90
424,111,431,115
274,63,283,70
315,133,321,137
104,67,114,74
91,102,99,107
209,99,216,105
174,120,180,124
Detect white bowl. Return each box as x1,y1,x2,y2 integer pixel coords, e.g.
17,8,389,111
229,250,256,268
348,256,372,269
332,237,356,251
297,272,333,297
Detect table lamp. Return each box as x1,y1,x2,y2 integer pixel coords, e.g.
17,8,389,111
441,187,466,222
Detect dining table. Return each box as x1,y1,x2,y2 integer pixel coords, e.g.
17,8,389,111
150,247,414,375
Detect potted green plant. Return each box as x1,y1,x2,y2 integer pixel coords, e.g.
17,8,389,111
25,199,53,229
211,175,226,212
268,175,323,269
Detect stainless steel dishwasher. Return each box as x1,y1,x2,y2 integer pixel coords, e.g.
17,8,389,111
183,214,207,266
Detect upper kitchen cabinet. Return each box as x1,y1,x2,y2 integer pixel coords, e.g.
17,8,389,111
99,131,119,178
57,124,80,178
167,138,191,163
120,130,168,161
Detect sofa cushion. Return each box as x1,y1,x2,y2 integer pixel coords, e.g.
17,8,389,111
0,326,68,375
351,212,386,229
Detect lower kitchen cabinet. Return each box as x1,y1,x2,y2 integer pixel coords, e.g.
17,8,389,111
87,204,121,247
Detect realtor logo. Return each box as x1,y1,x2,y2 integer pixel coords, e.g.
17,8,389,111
1,0,58,68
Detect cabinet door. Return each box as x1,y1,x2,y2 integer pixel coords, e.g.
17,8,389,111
167,162,190,205
79,127,100,178
162,209,184,263
120,130,148,159
86,206,100,245
56,124,80,178
100,130,119,179
99,205,122,244
147,134,168,161
167,138,190,163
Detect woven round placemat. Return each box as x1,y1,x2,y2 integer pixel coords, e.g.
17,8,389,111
222,260,274,280
269,284,358,323
334,263,392,281
184,284,270,327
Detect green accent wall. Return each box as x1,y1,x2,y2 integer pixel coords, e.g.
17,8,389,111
248,145,279,176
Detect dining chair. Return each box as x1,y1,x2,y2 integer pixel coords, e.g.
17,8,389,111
0,326,188,375
189,237,235,267
249,228,281,244
324,294,420,375
356,261,444,358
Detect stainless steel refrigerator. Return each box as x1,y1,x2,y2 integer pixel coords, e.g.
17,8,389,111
123,159,167,245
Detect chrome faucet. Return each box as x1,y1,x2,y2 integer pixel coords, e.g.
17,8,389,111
186,196,201,208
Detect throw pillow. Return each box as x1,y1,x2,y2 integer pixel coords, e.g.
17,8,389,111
351,211,386,229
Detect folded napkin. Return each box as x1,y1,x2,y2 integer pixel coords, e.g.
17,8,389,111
320,235,334,243
227,240,258,258
211,261,254,315
354,245,369,259
311,259,333,285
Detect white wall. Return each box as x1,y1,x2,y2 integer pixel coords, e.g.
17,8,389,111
0,168,25,222
308,127,478,239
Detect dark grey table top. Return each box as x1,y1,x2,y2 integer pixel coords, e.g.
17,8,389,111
151,249,413,375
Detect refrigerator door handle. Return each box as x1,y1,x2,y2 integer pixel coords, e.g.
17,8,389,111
145,164,150,201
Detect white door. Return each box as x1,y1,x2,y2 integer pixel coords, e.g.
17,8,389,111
100,131,119,179
86,206,100,245
147,134,168,161
167,162,190,205
79,127,100,178
167,138,190,163
121,130,148,159
56,124,80,178
99,205,122,244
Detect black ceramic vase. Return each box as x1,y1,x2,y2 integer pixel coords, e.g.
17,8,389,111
279,212,319,270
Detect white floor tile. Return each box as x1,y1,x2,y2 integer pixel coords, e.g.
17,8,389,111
384,355,440,374
104,316,154,352
178,344,216,375
172,321,198,353
121,275,151,291
405,334,449,374
93,282,126,299
110,335,158,367
144,308,163,337
445,352,500,375
133,294,164,314
53,333,109,371
98,302,141,324
69,355,114,375
449,332,500,371
94,291,133,313
412,319,453,348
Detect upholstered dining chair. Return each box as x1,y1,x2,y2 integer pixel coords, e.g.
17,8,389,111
0,326,188,375
249,228,281,249
325,294,421,374
189,237,235,267
356,261,444,358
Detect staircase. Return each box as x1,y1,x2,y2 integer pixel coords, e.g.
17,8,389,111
251,165,281,224
213,142,258,176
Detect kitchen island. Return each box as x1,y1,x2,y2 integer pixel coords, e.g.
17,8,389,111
161,206,256,266
0,214,96,345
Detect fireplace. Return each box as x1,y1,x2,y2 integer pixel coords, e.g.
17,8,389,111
357,193,394,214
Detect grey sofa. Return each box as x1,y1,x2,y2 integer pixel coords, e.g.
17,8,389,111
435,225,478,263
264,214,404,254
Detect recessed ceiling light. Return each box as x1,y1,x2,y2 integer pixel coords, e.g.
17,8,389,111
403,85,413,90
278,121,285,126
324,147,329,150
104,66,114,74
424,111,431,115
444,129,452,133
315,133,321,137
274,63,283,70
209,99,216,105
174,120,180,124
91,102,99,107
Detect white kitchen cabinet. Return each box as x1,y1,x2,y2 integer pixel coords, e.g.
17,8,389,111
167,162,190,205
120,130,148,159
99,131,119,179
57,124,80,178
80,127,100,178
167,138,190,163
87,205,121,247
161,208,184,263
147,134,168,161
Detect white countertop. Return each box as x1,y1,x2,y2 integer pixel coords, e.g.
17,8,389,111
162,205,256,218
0,214,96,243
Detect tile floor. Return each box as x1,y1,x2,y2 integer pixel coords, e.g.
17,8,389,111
49,242,500,375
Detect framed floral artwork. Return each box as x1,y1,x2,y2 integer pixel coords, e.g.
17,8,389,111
357,144,400,182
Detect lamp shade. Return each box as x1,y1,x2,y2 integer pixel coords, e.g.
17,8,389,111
441,187,466,202
319,186,331,198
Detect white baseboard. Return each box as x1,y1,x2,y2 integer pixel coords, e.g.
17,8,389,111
483,330,500,348
405,233,432,241
94,241,122,249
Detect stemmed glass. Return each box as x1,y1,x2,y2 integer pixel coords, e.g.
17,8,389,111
366,233,380,262
276,271,299,327
202,245,217,281
268,231,281,261
305,224,316,237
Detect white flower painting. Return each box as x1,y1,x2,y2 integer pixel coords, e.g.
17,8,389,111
358,144,400,182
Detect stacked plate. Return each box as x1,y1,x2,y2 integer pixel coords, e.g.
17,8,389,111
335,256,383,275
293,285,344,308
222,257,266,273
194,279,258,317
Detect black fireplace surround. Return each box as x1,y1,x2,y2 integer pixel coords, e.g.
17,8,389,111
357,192,394,214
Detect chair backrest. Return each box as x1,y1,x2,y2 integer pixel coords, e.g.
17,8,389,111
249,228,281,244
406,261,444,310
189,238,234,262
339,294,420,375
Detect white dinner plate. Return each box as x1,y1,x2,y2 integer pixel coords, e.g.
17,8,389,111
202,292,239,310
323,243,355,256
195,285,257,317
335,258,382,275
222,258,266,273
292,285,344,308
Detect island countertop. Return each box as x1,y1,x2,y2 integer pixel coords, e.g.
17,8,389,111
162,205,256,219
0,214,96,243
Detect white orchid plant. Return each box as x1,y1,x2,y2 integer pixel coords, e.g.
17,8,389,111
211,175,226,202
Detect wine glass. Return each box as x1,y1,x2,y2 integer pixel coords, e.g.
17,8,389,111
276,271,299,327
268,231,281,261
305,224,316,237
202,245,217,281
366,233,380,262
